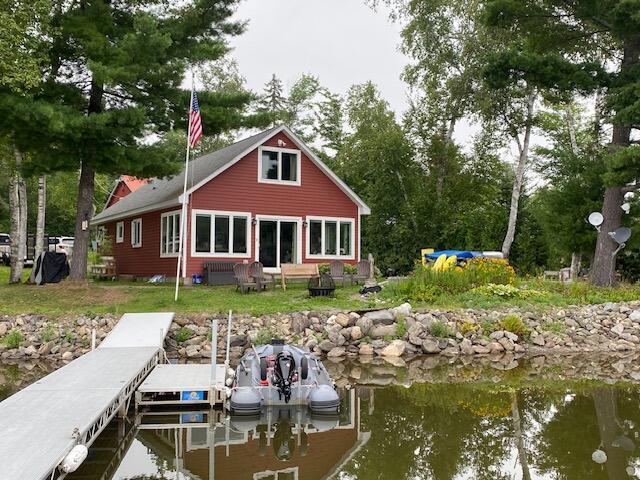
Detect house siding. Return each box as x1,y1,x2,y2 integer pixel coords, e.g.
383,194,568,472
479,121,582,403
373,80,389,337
103,130,361,278
105,182,132,208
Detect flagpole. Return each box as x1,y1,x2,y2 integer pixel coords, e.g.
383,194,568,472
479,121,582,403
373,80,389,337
175,78,195,302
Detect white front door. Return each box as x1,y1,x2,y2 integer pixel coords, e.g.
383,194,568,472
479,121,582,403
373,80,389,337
256,216,302,269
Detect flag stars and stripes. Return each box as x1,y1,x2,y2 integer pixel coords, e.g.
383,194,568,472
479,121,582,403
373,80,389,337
189,89,203,148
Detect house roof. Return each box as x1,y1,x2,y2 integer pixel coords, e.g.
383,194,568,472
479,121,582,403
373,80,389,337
104,175,150,208
92,124,370,225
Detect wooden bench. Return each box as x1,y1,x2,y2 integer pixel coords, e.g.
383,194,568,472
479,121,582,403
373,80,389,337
90,256,116,280
280,263,319,290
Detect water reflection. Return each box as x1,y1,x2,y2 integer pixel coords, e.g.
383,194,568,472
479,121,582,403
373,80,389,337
3,357,640,479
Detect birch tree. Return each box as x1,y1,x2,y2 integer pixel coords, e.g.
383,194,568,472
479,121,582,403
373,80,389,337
35,175,46,259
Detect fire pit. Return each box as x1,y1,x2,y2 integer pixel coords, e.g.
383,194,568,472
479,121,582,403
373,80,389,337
308,274,336,297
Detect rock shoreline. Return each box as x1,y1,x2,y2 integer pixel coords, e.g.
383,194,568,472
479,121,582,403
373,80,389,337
2,301,640,362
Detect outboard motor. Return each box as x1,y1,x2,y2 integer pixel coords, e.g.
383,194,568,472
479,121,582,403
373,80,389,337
273,351,296,403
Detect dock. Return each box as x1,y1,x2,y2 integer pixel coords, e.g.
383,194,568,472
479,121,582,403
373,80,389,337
0,312,174,480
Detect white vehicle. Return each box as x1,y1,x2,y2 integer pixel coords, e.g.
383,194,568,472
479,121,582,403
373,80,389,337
0,233,10,266
48,236,74,256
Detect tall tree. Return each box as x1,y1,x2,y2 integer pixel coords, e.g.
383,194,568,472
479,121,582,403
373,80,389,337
2,0,263,281
482,0,640,285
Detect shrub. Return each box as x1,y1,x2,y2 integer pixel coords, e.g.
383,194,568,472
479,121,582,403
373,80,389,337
471,283,546,299
175,327,193,343
430,321,455,338
318,264,331,275
480,319,497,335
395,318,408,338
254,327,276,345
344,264,357,275
498,314,530,337
41,325,56,342
458,320,478,336
3,330,23,349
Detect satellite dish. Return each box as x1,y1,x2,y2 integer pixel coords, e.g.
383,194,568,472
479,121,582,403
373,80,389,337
622,202,631,214
588,212,604,227
610,227,631,245
624,191,635,201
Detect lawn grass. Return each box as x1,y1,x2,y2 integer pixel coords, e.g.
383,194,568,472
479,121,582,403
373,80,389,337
1,266,638,318
0,266,378,317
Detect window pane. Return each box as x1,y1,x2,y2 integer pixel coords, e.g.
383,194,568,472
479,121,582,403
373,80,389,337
325,221,337,255
214,215,230,253
232,216,247,253
340,222,351,256
195,215,211,253
281,152,297,181
261,150,278,180
173,214,180,252
309,221,322,255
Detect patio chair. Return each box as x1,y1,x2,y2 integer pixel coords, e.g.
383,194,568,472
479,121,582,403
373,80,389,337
329,260,352,287
353,259,371,284
249,261,276,290
233,263,257,294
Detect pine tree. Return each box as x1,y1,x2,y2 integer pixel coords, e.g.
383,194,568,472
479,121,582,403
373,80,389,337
0,0,262,280
260,74,286,120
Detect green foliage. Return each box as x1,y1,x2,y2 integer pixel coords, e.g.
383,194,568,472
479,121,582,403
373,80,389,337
430,321,455,338
395,318,408,338
458,320,479,336
63,330,74,343
3,329,23,348
480,319,497,335
40,324,56,342
541,320,565,335
384,262,515,303
175,327,193,344
498,314,530,337
471,283,546,299
254,327,276,345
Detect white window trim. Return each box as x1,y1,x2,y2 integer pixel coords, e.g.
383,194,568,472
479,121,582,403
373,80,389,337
190,209,252,258
254,215,303,270
306,216,355,260
115,221,124,243
160,209,181,258
131,218,142,248
257,146,302,186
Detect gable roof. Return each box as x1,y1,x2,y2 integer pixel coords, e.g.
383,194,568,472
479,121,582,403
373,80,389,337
104,175,150,208
92,124,370,225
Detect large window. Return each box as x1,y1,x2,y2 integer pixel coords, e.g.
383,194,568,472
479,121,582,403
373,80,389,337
192,210,250,257
161,211,180,256
258,147,300,184
307,217,353,258
131,218,142,248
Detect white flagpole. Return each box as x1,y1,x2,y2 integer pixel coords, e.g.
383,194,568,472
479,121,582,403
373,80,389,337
174,79,195,302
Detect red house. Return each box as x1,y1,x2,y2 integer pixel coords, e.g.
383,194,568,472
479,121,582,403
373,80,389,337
92,125,370,279
104,175,149,208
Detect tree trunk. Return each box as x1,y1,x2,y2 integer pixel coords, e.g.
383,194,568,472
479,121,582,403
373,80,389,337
35,175,46,259
570,252,581,281
590,35,640,286
69,79,103,281
511,393,531,480
501,92,535,258
8,148,27,284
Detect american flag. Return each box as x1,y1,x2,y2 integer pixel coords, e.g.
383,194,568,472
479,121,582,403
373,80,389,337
189,89,203,148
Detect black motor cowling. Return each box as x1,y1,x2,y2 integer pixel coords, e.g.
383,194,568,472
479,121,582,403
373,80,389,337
273,352,296,403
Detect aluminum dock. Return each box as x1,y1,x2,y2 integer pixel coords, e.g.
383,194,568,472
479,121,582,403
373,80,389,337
0,312,174,480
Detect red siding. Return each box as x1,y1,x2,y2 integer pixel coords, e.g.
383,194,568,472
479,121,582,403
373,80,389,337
104,131,361,278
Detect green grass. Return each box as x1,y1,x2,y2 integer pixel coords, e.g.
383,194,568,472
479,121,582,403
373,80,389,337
0,266,377,316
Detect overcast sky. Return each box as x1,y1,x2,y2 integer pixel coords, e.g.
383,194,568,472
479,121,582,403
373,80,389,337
229,0,408,114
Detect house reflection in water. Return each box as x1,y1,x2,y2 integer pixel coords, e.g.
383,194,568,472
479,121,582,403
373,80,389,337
136,388,369,480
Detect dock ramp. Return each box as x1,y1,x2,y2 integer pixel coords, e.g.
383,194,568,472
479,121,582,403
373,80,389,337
0,312,174,480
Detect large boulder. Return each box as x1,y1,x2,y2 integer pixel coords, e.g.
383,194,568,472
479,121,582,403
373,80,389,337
363,310,395,325
369,324,397,339
422,339,440,354
356,316,374,335
381,340,406,357
327,347,346,357
318,340,337,352
334,313,351,327
392,303,412,320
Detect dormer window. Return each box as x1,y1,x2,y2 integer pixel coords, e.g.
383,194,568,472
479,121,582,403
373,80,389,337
258,146,301,185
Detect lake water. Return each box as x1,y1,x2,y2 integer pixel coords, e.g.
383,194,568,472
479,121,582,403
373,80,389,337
2,354,640,479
